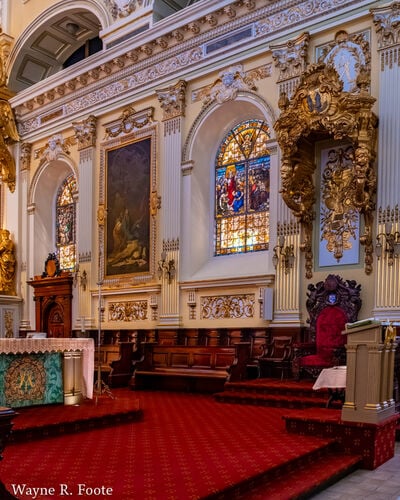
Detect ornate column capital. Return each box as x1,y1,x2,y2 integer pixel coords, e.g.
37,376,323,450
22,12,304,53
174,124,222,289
156,80,187,121
372,2,400,49
72,115,97,151
20,142,32,172
271,32,310,83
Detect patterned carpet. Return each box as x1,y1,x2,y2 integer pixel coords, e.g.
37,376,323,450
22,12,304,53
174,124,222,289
0,389,343,500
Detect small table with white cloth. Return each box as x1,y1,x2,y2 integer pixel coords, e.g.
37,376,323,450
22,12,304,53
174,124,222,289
312,366,346,407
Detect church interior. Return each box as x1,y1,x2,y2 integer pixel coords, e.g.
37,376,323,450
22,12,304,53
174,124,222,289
0,0,399,498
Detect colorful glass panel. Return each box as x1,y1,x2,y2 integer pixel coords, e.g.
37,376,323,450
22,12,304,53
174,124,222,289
215,120,270,255
56,175,76,270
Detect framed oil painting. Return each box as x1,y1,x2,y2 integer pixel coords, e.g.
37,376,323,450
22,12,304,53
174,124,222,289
104,136,153,278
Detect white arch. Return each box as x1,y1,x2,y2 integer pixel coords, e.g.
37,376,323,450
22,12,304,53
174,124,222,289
180,92,278,282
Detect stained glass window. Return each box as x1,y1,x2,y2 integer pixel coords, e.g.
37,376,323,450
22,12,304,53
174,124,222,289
56,175,77,270
215,119,270,255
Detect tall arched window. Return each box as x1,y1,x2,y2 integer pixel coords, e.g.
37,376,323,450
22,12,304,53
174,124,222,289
56,175,77,270
215,119,270,255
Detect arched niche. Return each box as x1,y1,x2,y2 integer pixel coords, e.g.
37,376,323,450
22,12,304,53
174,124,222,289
28,157,77,276
181,93,278,281
274,63,378,278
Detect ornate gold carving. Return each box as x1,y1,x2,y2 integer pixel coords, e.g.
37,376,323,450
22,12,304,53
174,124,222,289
274,63,377,278
200,294,255,320
156,80,187,121
20,143,32,172
0,229,16,295
72,115,97,150
4,309,14,338
34,134,75,165
97,205,106,226
0,98,19,193
108,300,148,321
193,64,258,107
150,190,161,217
104,106,154,138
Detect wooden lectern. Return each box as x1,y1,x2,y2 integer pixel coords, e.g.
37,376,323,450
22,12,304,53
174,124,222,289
342,320,398,424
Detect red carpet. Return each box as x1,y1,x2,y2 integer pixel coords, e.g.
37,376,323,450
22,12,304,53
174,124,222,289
0,389,351,500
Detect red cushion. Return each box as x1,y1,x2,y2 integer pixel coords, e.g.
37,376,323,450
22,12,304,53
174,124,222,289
300,306,347,369
315,306,347,353
299,354,334,367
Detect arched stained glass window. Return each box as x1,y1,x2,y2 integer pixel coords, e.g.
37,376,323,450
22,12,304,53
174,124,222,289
56,175,77,270
215,119,270,255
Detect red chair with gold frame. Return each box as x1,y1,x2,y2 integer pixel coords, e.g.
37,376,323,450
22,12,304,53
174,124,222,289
293,274,362,379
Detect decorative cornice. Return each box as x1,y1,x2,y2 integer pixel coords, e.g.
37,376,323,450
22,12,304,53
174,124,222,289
12,0,371,139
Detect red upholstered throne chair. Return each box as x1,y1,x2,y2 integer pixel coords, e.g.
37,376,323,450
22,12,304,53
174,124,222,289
293,274,362,379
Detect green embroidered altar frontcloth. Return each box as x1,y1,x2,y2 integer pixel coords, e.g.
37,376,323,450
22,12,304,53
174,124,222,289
0,352,63,407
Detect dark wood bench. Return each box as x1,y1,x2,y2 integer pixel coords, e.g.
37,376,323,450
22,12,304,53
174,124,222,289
131,342,250,393
95,342,137,387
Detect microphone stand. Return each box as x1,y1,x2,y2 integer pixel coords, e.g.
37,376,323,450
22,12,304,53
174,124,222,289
94,280,114,404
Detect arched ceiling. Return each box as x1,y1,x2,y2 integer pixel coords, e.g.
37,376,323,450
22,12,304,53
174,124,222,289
8,0,202,94
8,10,101,94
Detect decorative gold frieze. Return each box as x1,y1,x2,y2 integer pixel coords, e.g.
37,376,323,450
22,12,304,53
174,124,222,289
201,294,255,320
156,80,187,121
108,300,148,321
274,63,377,277
72,115,97,150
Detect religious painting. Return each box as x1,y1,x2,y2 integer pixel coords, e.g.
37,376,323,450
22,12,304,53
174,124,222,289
318,144,360,267
105,138,151,277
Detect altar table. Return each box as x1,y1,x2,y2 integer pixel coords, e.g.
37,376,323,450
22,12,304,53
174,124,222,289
0,338,94,407
313,366,347,407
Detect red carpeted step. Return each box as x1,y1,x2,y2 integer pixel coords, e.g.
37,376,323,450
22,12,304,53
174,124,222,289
236,451,362,500
214,391,329,409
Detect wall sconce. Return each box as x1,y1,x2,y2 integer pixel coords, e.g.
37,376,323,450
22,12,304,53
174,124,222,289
158,250,176,283
73,266,88,290
375,222,400,266
272,235,295,274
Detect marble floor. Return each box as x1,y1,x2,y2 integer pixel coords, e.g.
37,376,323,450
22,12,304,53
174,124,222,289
311,441,400,500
